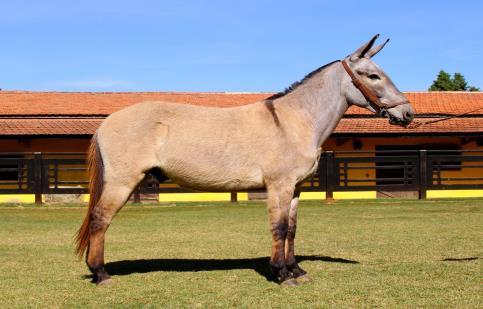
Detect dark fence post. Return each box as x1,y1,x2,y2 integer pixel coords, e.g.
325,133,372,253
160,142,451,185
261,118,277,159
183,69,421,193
325,151,334,200
230,192,238,203
419,149,427,199
133,188,141,203
34,152,43,205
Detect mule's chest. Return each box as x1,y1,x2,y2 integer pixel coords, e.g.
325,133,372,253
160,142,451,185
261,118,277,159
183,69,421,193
295,147,322,184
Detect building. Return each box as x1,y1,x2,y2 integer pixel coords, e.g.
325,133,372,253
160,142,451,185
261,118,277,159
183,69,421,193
0,91,482,202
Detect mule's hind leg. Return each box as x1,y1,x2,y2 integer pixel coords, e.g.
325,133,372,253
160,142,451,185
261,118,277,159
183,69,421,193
86,183,133,285
266,182,298,286
285,189,309,283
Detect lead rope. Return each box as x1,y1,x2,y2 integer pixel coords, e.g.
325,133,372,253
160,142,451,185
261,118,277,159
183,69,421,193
405,107,483,129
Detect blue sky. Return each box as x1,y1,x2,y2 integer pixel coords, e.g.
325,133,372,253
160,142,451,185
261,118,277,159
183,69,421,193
0,0,481,92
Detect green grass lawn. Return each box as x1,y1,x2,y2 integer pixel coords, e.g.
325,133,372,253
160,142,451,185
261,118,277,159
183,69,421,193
0,199,481,308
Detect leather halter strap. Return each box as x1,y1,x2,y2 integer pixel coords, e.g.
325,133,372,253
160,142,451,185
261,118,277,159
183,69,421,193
341,60,408,110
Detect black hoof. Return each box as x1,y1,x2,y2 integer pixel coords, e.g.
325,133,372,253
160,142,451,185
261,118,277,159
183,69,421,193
270,263,295,284
91,267,111,285
287,263,307,279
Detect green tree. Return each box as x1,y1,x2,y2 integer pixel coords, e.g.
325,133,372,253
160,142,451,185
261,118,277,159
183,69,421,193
452,73,468,91
429,70,454,91
429,70,480,91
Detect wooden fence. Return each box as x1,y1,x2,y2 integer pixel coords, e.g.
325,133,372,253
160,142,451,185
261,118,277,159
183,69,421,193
0,150,482,204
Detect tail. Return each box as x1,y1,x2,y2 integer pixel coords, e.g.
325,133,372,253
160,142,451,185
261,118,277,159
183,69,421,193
75,133,104,259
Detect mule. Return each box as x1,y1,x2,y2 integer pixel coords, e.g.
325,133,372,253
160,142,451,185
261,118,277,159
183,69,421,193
75,34,414,286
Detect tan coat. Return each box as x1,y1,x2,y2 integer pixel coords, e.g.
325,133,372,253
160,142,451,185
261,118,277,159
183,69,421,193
76,35,415,286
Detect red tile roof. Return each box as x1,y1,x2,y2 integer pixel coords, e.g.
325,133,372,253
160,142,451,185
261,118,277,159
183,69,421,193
0,91,481,116
0,91,481,136
0,91,271,116
335,118,483,135
0,118,100,135
0,117,481,136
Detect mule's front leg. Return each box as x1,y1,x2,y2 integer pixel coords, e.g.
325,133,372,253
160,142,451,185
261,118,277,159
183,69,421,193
266,184,298,286
285,190,309,283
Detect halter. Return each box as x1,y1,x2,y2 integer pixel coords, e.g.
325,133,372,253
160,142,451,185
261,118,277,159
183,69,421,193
340,59,480,129
341,60,409,111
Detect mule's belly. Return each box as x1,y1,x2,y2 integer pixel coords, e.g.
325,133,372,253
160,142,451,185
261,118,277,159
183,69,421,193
171,177,265,192
164,165,265,192
159,154,265,192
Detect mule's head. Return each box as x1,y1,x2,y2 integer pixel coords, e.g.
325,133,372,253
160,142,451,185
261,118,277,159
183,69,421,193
342,34,414,126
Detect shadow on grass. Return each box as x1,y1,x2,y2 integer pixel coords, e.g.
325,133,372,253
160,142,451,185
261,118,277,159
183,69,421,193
442,257,479,262
98,255,358,283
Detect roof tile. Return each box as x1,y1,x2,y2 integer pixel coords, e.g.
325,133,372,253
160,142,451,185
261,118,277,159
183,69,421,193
0,117,480,136
0,91,481,136
0,91,481,116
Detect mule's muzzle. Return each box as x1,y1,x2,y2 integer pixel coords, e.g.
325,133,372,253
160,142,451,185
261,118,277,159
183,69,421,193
383,103,414,127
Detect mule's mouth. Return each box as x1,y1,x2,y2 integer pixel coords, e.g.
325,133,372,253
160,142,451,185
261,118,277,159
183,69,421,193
382,110,412,127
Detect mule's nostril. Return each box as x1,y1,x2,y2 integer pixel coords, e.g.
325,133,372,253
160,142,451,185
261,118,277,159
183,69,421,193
404,111,414,121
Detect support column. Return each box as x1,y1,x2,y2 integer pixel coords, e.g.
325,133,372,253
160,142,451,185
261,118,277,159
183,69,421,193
419,150,427,199
34,152,43,206
230,192,238,203
325,151,334,201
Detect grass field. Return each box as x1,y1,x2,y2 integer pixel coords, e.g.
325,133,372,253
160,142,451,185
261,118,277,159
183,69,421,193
0,199,481,308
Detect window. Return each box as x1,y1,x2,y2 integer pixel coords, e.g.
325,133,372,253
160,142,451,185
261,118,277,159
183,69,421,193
0,155,23,181
424,144,461,171
375,145,418,186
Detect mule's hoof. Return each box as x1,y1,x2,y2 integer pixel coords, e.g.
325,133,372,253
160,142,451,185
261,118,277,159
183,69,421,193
97,278,114,286
281,278,299,287
296,274,311,284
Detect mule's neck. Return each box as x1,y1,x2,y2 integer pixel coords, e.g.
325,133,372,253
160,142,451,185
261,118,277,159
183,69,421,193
273,62,349,148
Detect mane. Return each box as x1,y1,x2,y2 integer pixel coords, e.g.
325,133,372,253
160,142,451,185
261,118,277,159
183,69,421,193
266,60,340,100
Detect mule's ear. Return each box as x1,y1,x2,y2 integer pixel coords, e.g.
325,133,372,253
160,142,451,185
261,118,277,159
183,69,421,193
366,38,390,58
349,34,380,61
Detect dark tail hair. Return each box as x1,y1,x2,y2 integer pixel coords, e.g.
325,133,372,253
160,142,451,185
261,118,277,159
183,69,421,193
75,133,104,259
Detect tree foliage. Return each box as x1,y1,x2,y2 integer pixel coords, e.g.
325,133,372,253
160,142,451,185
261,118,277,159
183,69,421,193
429,70,480,91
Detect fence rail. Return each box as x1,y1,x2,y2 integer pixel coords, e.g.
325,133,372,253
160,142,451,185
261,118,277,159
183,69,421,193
0,150,482,204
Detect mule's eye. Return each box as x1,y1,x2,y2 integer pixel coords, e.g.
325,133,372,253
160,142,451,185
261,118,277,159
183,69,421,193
368,74,380,80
